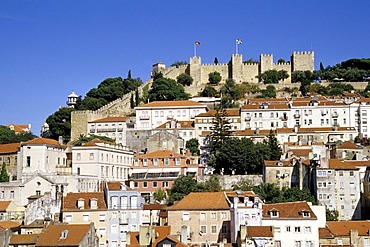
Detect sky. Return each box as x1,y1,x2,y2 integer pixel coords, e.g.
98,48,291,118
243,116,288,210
1,1,370,135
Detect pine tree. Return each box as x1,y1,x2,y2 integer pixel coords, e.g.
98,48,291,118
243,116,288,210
130,93,134,109
135,89,140,106
0,163,9,182
127,70,132,79
266,130,282,160
209,106,232,153
214,57,219,65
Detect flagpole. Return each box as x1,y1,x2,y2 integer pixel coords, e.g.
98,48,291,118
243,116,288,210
194,42,196,57
236,40,238,55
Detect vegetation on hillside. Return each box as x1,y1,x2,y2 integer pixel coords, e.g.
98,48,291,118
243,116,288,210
0,126,36,144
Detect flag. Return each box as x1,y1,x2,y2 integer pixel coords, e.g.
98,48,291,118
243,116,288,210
195,41,201,46
236,39,243,44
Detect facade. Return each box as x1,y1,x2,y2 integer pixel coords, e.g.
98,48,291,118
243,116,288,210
319,221,370,247
135,100,208,130
154,120,195,146
62,192,107,247
0,143,20,180
239,226,274,247
7,124,31,134
72,140,134,192
0,201,25,222
336,141,363,159
167,192,231,245
104,181,144,247
17,138,68,179
130,150,201,198
87,116,129,146
261,201,322,247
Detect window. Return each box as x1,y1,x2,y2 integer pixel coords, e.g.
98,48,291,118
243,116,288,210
305,241,312,247
211,212,216,219
164,158,169,166
294,226,301,233
143,182,148,188
200,225,207,234
182,212,190,221
305,226,311,233
221,225,227,234
364,238,369,247
99,214,106,222
99,228,106,237
295,241,301,247
270,211,279,217
134,182,138,188
275,241,281,247
200,213,206,220
89,153,94,160
339,170,343,176
83,214,89,222
143,159,148,166
286,226,291,232
153,181,158,188
175,158,180,165
211,225,217,234
153,158,158,166
10,191,14,199
350,171,354,176
0,191,4,199
317,170,327,176
221,212,227,219
65,215,72,222
27,156,31,167
111,225,118,234
163,181,169,187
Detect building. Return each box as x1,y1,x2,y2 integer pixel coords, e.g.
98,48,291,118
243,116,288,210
7,124,31,134
239,226,274,247
67,91,79,108
72,139,134,192
135,100,208,130
153,120,195,147
319,221,370,246
87,116,130,146
104,181,144,247
62,192,107,247
130,150,201,198
0,201,24,222
167,192,231,245
34,223,98,247
261,201,322,247
335,141,363,159
0,143,20,180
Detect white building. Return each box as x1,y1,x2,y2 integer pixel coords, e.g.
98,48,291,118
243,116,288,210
135,100,208,129
87,116,129,146
72,140,134,192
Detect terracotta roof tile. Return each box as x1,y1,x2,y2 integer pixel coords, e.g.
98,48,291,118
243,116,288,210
106,182,132,191
22,138,62,146
264,160,293,167
328,159,369,170
136,150,183,159
138,100,205,108
0,220,21,229
246,226,273,237
35,224,91,246
143,204,167,210
290,149,311,157
128,226,187,247
326,221,370,236
241,104,289,110
62,192,107,211
247,98,288,103
82,139,115,146
197,109,240,117
0,201,11,211
262,201,316,219
10,234,40,245
0,143,20,154
337,141,362,149
319,227,334,238
7,124,30,133
156,120,194,129
88,116,127,123
168,192,229,210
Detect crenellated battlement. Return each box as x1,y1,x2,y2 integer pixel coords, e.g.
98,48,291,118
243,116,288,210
261,54,273,57
292,51,313,55
202,63,229,66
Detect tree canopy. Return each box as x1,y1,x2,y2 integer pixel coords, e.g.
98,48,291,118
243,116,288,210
198,85,219,97
0,163,9,182
43,107,76,142
257,70,289,84
186,138,200,156
176,73,193,87
258,85,276,98
170,61,188,68
208,71,222,85
148,77,189,101
0,126,36,144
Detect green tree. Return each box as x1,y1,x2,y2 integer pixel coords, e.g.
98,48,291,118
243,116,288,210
201,174,221,192
326,208,339,221
135,88,140,106
214,57,219,65
176,73,193,87
71,135,115,146
243,58,258,64
220,79,242,102
127,70,132,79
266,130,282,160
0,126,36,144
277,58,286,64
320,62,325,71
186,138,200,156
0,163,9,182
171,61,188,68
148,77,189,101
253,183,282,203
168,175,199,204
258,70,289,84
199,85,219,97
258,85,276,98
231,178,253,191
153,189,167,203
209,107,232,153
208,71,222,85
130,93,134,109
43,107,76,142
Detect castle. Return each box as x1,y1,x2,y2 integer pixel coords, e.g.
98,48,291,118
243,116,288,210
71,51,314,141
152,51,314,84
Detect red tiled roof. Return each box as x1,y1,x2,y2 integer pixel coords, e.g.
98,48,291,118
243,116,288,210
326,221,370,236
262,201,316,219
10,234,40,245
0,201,11,211
106,182,132,191
138,100,205,108
136,150,183,159
168,192,229,210
22,138,62,146
0,220,21,229
264,160,293,167
88,116,127,123
82,139,115,146
328,159,366,170
62,192,107,211
156,121,194,129
290,149,311,157
7,124,30,133
0,143,20,154
319,227,334,238
35,224,91,246
337,141,362,149
241,104,289,110
246,226,273,237
197,109,240,117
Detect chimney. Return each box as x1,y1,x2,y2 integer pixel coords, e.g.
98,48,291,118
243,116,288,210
58,136,64,145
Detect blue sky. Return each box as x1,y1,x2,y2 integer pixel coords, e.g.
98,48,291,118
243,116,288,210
1,1,370,135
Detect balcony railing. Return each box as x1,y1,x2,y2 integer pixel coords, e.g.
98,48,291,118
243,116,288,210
140,116,150,120
332,112,338,118
97,128,116,133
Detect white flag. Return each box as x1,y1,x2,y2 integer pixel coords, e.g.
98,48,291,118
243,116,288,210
236,39,243,44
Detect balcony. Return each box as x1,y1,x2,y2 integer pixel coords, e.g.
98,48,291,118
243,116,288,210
332,112,338,118
140,116,150,120
294,113,300,118
97,128,116,133
167,116,174,120
89,129,95,133
245,116,251,121
280,115,288,121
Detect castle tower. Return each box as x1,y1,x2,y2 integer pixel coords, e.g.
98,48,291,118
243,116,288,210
259,54,273,74
189,56,202,85
291,51,315,72
151,62,166,77
231,54,243,83
67,91,79,108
